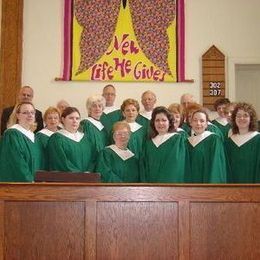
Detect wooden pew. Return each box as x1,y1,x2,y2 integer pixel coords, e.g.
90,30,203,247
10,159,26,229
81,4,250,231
0,183,259,259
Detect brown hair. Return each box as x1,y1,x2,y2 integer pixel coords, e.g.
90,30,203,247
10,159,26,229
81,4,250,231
150,106,175,138
121,98,140,112
61,107,80,118
231,102,258,134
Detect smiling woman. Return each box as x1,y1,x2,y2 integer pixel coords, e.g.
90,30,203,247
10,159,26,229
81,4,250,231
141,106,190,183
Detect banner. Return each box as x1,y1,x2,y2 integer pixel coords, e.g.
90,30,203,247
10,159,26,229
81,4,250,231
62,0,185,82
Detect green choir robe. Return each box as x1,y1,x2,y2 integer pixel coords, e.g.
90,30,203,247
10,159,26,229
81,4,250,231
35,128,55,170
136,112,151,137
48,129,97,172
100,108,123,134
80,117,109,152
181,122,224,140
127,122,147,159
0,124,38,182
225,131,260,183
96,145,140,183
187,131,227,183
212,117,231,138
141,133,190,183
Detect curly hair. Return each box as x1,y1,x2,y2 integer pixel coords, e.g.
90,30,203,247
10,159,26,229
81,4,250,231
120,98,140,112
150,106,175,138
231,102,258,134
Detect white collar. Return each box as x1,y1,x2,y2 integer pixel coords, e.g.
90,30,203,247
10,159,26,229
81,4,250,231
86,117,104,131
215,117,229,126
230,131,259,147
10,124,35,142
58,129,84,142
128,122,142,132
152,132,177,147
177,127,184,132
139,110,152,120
188,131,212,147
39,128,56,137
108,144,134,160
103,106,119,114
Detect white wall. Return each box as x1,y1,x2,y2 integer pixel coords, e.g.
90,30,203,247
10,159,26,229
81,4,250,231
22,0,260,117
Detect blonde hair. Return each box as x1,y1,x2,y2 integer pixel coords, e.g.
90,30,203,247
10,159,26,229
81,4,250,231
112,121,131,133
43,106,60,122
7,102,37,132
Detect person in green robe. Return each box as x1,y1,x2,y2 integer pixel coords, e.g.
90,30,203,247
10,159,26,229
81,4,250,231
136,90,157,134
100,84,123,134
36,106,60,170
225,102,260,183
168,103,188,138
182,102,224,140
48,107,97,172
211,98,231,138
187,109,227,183
121,98,147,159
96,121,139,183
80,95,109,152
0,102,39,182
141,106,190,183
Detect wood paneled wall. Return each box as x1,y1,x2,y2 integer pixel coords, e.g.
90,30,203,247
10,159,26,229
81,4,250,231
0,184,259,259
0,0,23,122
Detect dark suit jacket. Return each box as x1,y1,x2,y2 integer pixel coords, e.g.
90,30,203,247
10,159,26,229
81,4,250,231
1,106,44,135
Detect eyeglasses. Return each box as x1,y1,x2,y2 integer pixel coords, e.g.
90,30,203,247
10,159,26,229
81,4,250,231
19,111,36,115
236,114,250,119
114,132,130,137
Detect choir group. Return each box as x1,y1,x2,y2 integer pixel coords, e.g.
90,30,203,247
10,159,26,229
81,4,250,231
0,85,259,183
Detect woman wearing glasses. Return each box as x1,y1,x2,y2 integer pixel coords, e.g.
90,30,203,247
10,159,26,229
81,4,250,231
225,102,260,183
96,121,140,182
0,102,39,182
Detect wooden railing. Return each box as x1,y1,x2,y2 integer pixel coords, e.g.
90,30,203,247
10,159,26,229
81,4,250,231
0,183,259,259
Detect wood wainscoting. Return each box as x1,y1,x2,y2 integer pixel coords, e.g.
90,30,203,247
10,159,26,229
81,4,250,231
0,183,259,259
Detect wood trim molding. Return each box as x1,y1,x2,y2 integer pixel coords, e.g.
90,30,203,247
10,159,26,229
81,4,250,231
0,0,23,113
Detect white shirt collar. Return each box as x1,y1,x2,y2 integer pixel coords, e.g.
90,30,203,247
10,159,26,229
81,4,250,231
152,132,177,147
39,128,56,137
10,124,35,142
86,117,104,131
128,122,142,132
108,144,135,161
177,127,184,132
188,131,212,147
103,106,119,114
215,117,229,126
230,131,259,147
139,110,152,120
58,129,84,142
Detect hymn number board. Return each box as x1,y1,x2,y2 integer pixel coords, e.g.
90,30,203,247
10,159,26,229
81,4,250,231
202,45,226,110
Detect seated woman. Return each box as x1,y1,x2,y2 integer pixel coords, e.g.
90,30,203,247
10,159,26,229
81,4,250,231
48,107,97,172
121,98,147,159
141,106,190,183
187,109,227,183
96,121,140,183
36,107,60,170
0,102,39,182
80,95,109,152
225,102,260,183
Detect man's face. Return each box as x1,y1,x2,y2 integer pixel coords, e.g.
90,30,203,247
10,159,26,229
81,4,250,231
102,86,116,107
141,93,156,112
18,87,34,102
